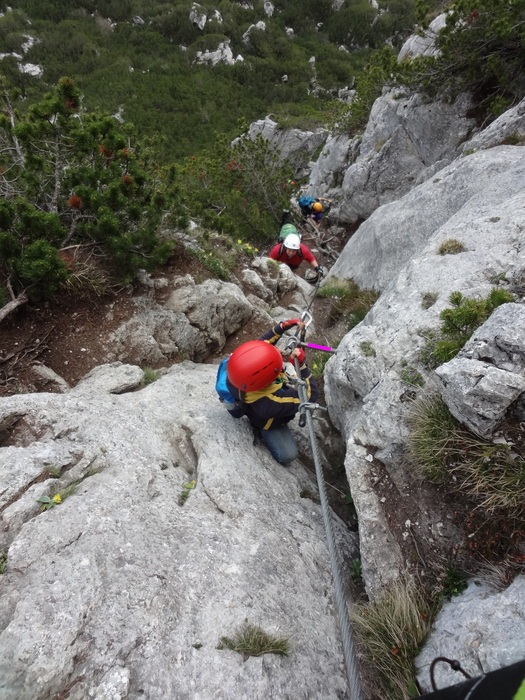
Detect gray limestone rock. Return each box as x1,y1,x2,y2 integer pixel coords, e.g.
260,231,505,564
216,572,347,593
435,303,525,437
416,576,525,693
0,362,357,700
326,146,525,291
462,97,525,153
323,148,525,595
397,14,447,61
244,117,329,175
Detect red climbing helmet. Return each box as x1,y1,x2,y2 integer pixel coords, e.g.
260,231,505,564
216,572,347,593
227,340,283,391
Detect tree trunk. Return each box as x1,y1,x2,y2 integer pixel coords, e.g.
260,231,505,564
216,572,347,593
0,293,28,324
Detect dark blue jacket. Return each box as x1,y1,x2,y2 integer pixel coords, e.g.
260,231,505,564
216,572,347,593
227,324,318,431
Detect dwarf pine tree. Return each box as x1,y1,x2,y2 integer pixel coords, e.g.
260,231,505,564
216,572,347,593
176,128,295,244
0,77,175,308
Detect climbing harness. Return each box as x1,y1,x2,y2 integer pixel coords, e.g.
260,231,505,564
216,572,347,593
282,313,364,700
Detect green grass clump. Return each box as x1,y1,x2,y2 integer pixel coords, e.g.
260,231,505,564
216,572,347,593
142,367,161,385
421,288,515,368
407,395,525,513
351,575,434,700
318,277,379,330
219,622,290,657
399,366,425,388
438,239,466,255
360,341,376,357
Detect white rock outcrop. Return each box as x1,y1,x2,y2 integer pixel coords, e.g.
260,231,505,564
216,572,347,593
323,145,525,597
0,362,357,700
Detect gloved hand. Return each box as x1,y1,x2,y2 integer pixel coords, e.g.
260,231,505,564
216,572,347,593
316,266,325,278
291,347,306,366
280,318,301,331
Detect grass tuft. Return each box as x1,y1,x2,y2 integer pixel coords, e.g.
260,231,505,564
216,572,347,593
0,549,7,574
318,277,379,330
437,239,466,255
219,622,290,657
407,394,525,513
351,575,434,700
142,367,161,385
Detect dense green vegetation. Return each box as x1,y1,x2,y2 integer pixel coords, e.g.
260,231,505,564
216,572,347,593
0,78,177,302
397,0,525,118
1,0,524,311
0,0,419,160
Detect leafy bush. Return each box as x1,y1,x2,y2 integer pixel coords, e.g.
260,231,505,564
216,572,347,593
0,78,175,301
14,239,68,299
176,131,295,244
420,288,515,368
398,0,525,117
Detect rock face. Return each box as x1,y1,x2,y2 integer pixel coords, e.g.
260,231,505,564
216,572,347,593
416,576,525,693
244,116,329,176
397,14,447,61
309,88,476,224
322,144,525,597
326,146,525,291
436,303,525,438
0,363,356,700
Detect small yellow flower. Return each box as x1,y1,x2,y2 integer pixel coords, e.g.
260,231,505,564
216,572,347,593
52,494,62,504
237,239,242,244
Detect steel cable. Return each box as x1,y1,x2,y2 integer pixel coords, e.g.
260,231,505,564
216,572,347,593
294,356,364,700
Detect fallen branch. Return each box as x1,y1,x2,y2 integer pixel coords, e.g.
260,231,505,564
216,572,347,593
0,292,28,324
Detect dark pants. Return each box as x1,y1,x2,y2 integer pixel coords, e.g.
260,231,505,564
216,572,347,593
259,425,298,465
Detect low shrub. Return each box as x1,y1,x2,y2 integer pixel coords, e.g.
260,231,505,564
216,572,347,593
318,277,379,330
420,288,515,368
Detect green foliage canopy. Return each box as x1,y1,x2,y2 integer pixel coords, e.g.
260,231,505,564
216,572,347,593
399,0,525,116
175,129,295,243
0,77,175,300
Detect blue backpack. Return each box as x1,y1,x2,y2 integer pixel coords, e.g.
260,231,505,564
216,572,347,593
215,358,245,418
298,194,315,211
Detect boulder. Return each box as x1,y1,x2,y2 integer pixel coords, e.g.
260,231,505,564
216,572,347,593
244,117,329,176
435,303,525,437
397,14,447,61
416,576,525,693
0,362,357,700
462,96,525,153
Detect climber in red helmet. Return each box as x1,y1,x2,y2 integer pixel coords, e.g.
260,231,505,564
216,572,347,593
226,319,318,465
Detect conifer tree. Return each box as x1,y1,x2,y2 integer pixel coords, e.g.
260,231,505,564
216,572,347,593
0,77,174,319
